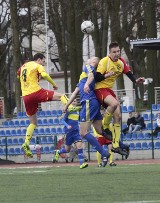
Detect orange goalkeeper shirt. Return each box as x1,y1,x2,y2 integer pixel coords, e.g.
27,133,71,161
17,61,46,96
95,56,131,90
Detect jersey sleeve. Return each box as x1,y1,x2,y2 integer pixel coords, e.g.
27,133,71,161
84,65,94,74
96,58,107,74
120,57,131,74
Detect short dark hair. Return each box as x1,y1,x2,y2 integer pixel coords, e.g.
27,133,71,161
109,42,119,50
33,53,45,61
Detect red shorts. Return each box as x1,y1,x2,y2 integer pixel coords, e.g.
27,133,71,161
23,88,54,116
95,88,117,108
97,137,112,146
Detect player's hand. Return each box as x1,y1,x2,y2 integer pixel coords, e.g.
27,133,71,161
84,84,90,93
53,85,58,90
136,77,145,84
104,71,114,78
68,125,72,129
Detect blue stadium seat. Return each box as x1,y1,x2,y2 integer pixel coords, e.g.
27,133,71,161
3,121,9,127
34,128,38,135
51,110,57,117
21,129,27,136
44,128,51,135
44,146,50,154
142,142,149,150
12,138,18,145
157,132,160,139
22,112,27,118
49,146,54,153
153,123,157,129
137,133,144,140
122,124,127,130
48,118,54,126
48,136,54,144
18,138,24,145
38,128,45,135
56,127,63,135
37,119,43,126
45,110,51,117
155,142,160,149
0,138,6,146
40,147,44,154
135,142,142,150
126,133,132,141
8,148,14,155
16,129,21,136
42,119,48,126
144,133,150,140
15,148,21,155
39,111,45,117
157,104,160,111
7,138,13,145
5,130,11,136
149,113,156,121
127,105,134,112
57,110,62,117
132,133,137,140
25,120,30,126
41,137,48,144
53,118,59,125
8,120,14,128
11,129,16,136
19,120,26,127
30,137,36,145
143,114,149,121
146,123,152,130
152,104,157,111
17,112,23,118
0,130,5,136
121,134,126,141
51,128,57,135
14,120,20,127
122,106,128,113
148,142,153,149
0,148,3,155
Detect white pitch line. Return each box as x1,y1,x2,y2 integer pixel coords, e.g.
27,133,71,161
115,200,160,203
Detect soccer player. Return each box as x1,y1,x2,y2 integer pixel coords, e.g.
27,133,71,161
95,41,145,155
63,57,110,167
54,99,88,169
17,53,68,158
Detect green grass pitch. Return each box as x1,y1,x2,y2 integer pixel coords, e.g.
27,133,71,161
0,163,160,203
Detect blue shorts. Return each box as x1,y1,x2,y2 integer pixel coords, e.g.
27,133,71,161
65,129,82,146
79,98,102,122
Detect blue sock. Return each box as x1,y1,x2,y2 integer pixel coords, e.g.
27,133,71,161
59,147,67,154
84,133,107,157
77,149,84,165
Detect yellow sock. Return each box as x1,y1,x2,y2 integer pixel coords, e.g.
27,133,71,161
112,123,120,148
96,151,101,165
60,95,69,105
103,110,113,129
25,124,36,145
109,149,113,163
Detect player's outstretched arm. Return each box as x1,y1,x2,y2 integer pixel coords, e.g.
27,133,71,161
63,87,80,112
41,71,57,89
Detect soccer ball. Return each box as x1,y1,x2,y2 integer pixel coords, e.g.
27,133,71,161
81,21,94,34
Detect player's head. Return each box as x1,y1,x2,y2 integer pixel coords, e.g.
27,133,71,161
33,53,45,66
109,42,120,61
89,57,100,68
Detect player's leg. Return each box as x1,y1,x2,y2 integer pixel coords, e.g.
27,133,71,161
55,145,71,162
22,114,37,158
108,144,117,166
75,141,88,169
103,95,118,133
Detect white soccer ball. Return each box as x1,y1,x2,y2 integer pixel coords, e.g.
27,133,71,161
81,21,94,34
